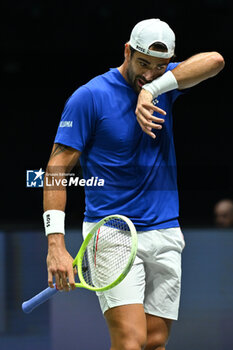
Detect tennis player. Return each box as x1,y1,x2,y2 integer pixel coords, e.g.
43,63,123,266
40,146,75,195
43,19,224,350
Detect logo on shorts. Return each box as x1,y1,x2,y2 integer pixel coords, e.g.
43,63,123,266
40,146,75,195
26,169,45,187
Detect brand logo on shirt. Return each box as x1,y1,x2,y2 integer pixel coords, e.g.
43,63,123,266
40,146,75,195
59,121,73,127
152,98,159,106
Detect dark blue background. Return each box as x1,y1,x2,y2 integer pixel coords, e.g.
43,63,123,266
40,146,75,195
1,0,233,227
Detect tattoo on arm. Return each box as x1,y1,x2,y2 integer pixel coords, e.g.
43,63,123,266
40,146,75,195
50,144,70,159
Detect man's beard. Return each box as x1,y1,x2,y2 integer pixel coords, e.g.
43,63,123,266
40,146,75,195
126,64,140,94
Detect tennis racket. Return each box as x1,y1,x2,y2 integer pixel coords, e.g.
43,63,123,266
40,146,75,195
22,214,138,313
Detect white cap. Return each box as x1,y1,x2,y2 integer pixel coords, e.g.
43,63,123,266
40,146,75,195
129,18,175,58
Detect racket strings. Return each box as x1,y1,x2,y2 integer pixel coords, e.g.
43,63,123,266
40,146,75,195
81,218,132,288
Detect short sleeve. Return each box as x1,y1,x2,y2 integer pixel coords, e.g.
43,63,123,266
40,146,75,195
166,62,188,103
54,86,96,152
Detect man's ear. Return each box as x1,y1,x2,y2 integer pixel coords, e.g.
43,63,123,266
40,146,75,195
124,42,131,61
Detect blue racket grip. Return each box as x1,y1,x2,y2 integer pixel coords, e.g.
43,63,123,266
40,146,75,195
22,284,59,313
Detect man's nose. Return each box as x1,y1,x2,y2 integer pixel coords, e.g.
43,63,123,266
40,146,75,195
142,70,158,82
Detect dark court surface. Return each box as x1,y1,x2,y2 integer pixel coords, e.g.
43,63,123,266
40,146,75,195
1,228,233,350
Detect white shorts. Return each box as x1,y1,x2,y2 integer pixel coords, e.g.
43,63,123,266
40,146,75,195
82,222,185,321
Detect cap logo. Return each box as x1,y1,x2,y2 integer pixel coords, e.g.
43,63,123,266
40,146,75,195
136,45,146,53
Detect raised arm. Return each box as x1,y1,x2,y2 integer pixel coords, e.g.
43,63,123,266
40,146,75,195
172,52,225,89
44,143,81,291
136,51,225,138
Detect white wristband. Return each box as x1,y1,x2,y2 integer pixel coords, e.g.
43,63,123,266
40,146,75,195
43,210,65,236
142,70,178,98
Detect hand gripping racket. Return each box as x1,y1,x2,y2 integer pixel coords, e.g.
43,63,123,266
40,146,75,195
22,215,138,313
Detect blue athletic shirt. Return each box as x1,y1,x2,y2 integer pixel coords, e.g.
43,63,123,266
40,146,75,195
55,62,185,230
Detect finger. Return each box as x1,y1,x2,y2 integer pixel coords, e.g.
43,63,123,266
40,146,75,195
136,106,165,123
141,102,167,115
137,116,156,138
73,266,78,275
137,116,158,137
55,272,62,290
60,272,70,292
137,111,163,130
137,110,165,124
68,269,76,290
147,115,165,123
137,117,156,139
48,270,54,288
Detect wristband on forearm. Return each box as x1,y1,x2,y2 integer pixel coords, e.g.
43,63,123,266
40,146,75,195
43,210,65,236
142,70,178,98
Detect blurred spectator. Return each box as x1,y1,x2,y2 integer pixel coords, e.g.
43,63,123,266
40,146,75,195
214,199,233,228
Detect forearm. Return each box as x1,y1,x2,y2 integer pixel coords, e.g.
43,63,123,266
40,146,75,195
142,51,225,98
43,143,80,238
43,144,80,290
43,174,67,212
44,170,73,290
43,170,67,243
172,52,225,89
